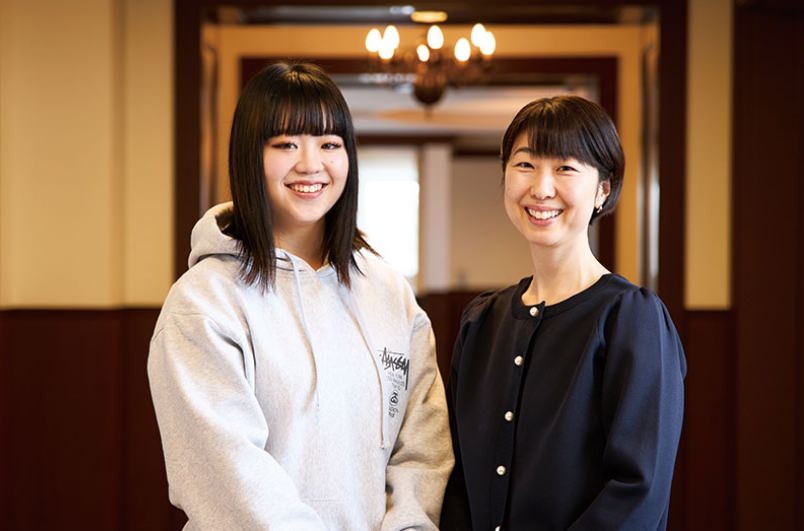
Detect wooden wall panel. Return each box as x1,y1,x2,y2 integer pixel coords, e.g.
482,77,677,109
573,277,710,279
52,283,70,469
681,311,734,531
732,6,804,530
121,310,186,531
417,290,484,381
0,310,183,531
0,311,124,530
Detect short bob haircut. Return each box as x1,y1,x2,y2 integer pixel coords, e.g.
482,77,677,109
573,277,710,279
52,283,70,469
227,62,371,290
500,96,625,222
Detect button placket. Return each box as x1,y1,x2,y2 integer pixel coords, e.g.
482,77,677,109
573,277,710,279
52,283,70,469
490,304,543,528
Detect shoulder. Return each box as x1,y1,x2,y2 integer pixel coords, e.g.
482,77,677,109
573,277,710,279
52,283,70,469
351,250,424,324
155,255,255,336
599,276,686,374
601,275,677,333
458,281,524,336
353,249,408,288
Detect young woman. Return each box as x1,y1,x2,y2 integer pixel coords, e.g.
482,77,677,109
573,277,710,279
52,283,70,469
148,62,452,530
441,96,686,531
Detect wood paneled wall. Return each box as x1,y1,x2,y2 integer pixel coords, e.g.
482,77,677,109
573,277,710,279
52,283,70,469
732,4,804,530
0,304,732,531
0,310,185,531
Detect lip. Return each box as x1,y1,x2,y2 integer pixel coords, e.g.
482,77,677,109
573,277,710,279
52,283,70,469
286,181,328,198
524,205,563,225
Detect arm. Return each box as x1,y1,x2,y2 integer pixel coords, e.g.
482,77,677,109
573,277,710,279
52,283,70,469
380,316,455,531
148,312,327,530
568,289,686,531
439,327,473,531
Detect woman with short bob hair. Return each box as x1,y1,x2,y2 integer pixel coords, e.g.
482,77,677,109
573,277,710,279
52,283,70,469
441,96,685,531
149,62,453,530
499,95,624,222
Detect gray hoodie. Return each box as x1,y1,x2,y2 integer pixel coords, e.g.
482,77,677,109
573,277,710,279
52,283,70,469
148,203,453,530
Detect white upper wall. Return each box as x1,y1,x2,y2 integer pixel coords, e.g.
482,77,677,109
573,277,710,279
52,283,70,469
0,0,124,307
0,0,172,308
686,0,732,309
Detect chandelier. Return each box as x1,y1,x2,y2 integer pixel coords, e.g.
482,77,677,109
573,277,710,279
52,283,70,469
364,20,496,107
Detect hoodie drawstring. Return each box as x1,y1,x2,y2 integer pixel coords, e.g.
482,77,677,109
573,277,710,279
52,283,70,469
283,252,321,411
340,284,390,450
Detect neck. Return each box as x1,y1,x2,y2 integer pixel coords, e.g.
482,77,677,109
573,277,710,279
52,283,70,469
523,240,609,306
274,223,326,270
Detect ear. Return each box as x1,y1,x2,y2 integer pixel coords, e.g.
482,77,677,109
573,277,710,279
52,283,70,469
596,179,611,209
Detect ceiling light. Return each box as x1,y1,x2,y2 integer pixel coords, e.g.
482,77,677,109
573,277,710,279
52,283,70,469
410,10,448,24
365,22,496,108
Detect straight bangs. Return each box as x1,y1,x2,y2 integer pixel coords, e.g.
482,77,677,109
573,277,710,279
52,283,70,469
261,81,352,142
524,109,606,171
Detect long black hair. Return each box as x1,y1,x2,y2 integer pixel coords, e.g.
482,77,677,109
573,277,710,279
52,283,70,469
227,62,371,290
500,96,625,222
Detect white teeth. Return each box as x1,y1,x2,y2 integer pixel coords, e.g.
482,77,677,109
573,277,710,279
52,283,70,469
526,208,561,220
289,183,323,193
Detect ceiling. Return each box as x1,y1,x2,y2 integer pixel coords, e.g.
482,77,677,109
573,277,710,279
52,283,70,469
212,4,657,26
208,3,634,144
340,82,597,146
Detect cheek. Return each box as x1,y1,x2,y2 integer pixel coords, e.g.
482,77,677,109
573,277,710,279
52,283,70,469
502,180,523,220
327,154,349,180
262,155,287,183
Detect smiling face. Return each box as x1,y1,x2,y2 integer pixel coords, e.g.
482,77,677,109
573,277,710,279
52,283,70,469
504,132,610,253
263,133,349,245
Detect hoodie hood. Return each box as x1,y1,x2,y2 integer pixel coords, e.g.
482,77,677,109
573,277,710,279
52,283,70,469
188,202,240,269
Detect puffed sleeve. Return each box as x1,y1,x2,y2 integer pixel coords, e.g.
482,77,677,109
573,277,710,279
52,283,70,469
148,311,328,530
380,312,455,531
568,288,686,530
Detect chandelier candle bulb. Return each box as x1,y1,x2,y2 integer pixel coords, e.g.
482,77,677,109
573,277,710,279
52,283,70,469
383,25,400,50
454,38,471,62
416,44,431,62
378,39,395,60
480,32,496,56
365,28,382,53
470,23,487,47
427,25,444,50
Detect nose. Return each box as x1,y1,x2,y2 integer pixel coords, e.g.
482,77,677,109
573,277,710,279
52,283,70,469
529,170,555,199
295,144,324,175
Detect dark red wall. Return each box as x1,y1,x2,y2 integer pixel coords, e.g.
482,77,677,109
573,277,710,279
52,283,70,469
732,4,804,530
0,310,185,531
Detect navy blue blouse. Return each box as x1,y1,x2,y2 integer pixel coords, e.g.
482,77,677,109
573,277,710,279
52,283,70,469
441,274,686,531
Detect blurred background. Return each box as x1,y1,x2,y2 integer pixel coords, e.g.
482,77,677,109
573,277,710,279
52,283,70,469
0,0,802,529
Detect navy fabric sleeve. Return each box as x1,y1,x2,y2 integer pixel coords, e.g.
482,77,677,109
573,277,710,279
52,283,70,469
439,355,473,531
440,294,494,531
568,288,686,531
